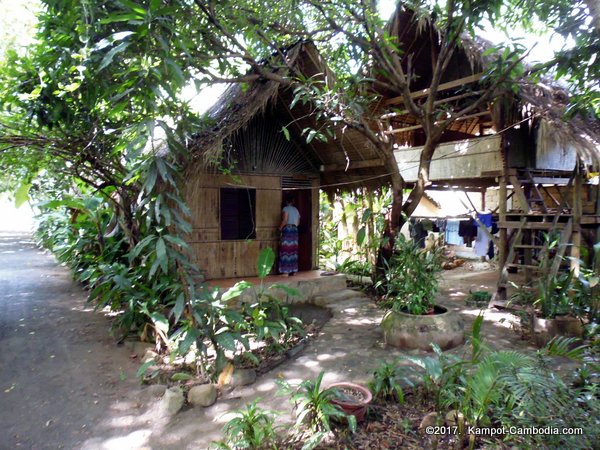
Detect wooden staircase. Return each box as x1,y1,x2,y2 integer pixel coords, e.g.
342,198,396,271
494,167,579,302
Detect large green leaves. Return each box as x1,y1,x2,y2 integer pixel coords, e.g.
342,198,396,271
257,247,275,279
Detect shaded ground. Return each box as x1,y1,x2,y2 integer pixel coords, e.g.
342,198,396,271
0,232,144,450
0,232,565,449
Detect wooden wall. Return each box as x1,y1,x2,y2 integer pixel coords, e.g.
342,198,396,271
394,135,502,182
182,173,320,279
535,120,579,171
183,173,282,279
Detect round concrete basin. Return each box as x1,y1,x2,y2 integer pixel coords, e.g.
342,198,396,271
381,304,464,351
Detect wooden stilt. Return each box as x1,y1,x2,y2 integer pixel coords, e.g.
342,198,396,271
571,163,583,276
497,175,508,300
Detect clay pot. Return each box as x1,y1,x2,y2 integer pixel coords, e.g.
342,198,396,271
532,315,583,347
381,304,464,351
329,382,373,422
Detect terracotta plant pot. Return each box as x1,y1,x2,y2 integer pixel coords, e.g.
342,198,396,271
381,304,465,351
329,382,373,422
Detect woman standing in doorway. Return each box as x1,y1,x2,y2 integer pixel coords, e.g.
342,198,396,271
279,195,300,276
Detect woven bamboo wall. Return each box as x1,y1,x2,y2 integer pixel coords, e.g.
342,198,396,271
183,173,283,279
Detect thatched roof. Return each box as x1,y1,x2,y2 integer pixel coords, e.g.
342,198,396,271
187,7,599,194
188,43,304,166
188,41,390,192
381,4,600,166
519,81,600,163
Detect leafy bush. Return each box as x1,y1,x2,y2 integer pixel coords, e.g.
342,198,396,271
318,189,391,278
466,290,491,306
211,400,280,450
368,361,404,404
396,315,599,449
277,371,356,450
377,235,443,315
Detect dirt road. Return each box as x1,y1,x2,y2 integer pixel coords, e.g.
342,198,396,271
0,232,147,449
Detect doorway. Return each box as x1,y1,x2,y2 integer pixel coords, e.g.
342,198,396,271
287,189,312,271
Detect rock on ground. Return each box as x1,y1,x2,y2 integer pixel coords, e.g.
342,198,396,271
188,384,218,407
229,368,257,386
160,386,184,416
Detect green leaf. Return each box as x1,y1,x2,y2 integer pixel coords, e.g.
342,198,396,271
282,126,290,141
257,247,275,279
150,311,169,335
99,13,145,24
136,360,155,379
178,328,200,355
14,182,31,208
306,129,318,143
171,372,194,381
172,293,185,322
357,227,366,246
98,42,131,71
163,234,188,249
361,208,372,223
117,0,148,15
222,281,253,302
215,331,237,351
155,237,168,273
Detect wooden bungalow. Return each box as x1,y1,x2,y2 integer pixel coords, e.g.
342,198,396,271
183,42,388,280
374,7,600,300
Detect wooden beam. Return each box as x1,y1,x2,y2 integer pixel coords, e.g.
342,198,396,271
550,219,573,278
571,165,583,275
381,90,484,118
540,184,561,208
508,175,532,213
499,221,568,230
322,158,384,172
384,73,484,106
384,111,490,135
498,217,526,296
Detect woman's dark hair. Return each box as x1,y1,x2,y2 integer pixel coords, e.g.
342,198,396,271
284,194,294,204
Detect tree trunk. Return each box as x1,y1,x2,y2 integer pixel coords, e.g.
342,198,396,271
374,145,404,284
402,137,439,218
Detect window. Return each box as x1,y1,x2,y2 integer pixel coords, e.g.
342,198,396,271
220,188,256,240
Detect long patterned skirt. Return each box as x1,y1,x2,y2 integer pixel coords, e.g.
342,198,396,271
279,225,299,274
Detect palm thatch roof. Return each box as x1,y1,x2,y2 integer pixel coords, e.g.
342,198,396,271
187,41,390,193
188,43,303,166
381,4,600,167
187,7,599,194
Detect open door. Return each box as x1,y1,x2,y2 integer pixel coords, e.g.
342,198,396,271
290,189,312,271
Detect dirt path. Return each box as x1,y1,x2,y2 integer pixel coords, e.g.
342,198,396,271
0,232,146,450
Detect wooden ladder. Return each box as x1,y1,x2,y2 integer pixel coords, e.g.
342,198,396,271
492,166,580,305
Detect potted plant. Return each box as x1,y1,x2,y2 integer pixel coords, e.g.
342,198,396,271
466,290,492,307
379,235,464,350
531,270,584,347
329,382,373,422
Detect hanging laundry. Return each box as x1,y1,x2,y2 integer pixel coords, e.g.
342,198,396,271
474,212,493,257
409,218,428,248
474,225,490,256
458,219,477,247
445,219,463,245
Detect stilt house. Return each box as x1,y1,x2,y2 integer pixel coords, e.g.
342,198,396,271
374,7,600,299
